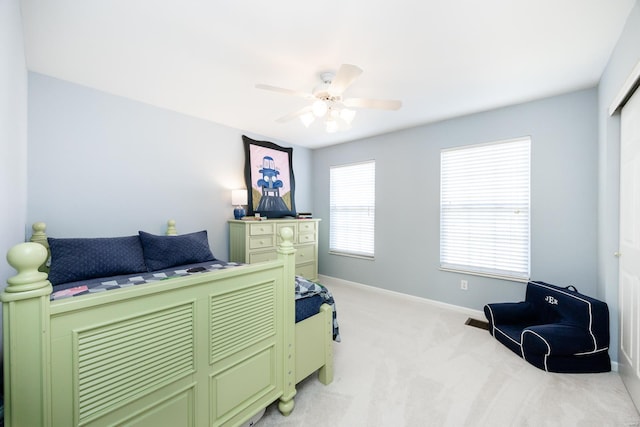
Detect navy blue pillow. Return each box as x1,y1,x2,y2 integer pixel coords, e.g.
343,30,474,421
138,230,216,271
47,236,147,286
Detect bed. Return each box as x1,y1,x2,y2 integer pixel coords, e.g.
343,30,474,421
1,220,338,427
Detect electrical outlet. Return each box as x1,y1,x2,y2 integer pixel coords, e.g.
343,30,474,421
460,280,468,290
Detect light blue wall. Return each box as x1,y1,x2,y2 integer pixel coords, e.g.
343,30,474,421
597,0,640,364
314,88,598,311
0,0,28,354
0,0,28,285
27,73,314,260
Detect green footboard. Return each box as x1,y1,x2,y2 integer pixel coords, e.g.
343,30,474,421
2,229,298,427
295,304,334,385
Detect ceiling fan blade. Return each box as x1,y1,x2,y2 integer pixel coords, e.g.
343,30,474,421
275,106,314,123
343,97,402,110
329,64,363,95
255,84,315,100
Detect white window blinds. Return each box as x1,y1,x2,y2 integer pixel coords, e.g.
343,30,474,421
440,137,531,280
330,160,375,258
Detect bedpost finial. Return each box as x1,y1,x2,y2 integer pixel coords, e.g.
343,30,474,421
31,221,49,247
5,242,50,291
32,222,46,234
279,227,294,248
166,219,177,236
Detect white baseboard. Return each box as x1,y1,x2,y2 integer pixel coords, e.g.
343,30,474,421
318,274,485,319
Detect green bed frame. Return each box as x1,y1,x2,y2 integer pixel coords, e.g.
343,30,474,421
1,222,334,427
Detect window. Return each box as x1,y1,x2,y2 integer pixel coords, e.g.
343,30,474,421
329,160,375,258
440,137,530,280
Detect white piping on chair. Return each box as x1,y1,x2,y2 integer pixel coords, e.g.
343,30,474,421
521,329,551,372
494,327,522,347
531,282,601,354
485,305,496,336
574,347,609,356
485,305,526,350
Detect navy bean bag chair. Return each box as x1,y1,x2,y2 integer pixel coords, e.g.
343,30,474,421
484,281,610,373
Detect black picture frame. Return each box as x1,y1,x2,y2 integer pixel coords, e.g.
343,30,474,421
242,135,296,218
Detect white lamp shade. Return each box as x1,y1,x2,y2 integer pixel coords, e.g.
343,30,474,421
326,119,338,133
312,100,328,117
232,189,248,206
300,112,315,127
339,108,356,124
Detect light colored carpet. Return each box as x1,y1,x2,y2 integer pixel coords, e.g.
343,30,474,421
258,277,640,427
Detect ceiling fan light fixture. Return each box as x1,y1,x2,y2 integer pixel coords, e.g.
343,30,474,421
326,119,338,133
312,100,328,117
339,108,356,124
256,63,401,133
299,112,315,128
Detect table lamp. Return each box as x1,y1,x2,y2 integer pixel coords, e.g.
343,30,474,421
232,189,248,220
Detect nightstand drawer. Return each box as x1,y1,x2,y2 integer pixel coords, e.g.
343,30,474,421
249,223,275,236
298,221,316,234
298,232,316,244
295,245,316,263
249,251,278,263
295,263,316,280
249,235,275,250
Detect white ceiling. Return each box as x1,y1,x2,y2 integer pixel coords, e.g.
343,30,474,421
20,0,636,148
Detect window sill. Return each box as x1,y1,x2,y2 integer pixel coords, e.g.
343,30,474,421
329,251,375,261
439,267,529,283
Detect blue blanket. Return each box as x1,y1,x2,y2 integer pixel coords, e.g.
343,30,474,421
295,276,341,342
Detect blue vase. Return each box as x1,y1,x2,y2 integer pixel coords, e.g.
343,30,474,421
234,207,246,220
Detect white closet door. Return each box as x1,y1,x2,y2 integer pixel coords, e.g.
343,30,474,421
619,85,640,409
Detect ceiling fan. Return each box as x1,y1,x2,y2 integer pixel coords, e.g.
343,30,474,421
256,64,402,133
